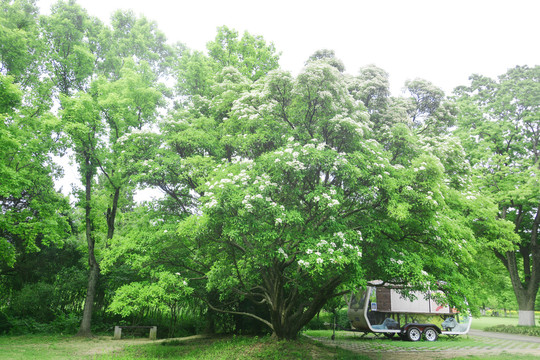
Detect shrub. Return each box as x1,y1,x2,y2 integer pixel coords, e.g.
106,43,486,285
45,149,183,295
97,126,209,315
9,282,56,323
0,311,12,334
305,309,350,330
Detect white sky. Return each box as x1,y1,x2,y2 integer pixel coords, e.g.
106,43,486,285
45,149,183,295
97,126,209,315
36,0,539,198
37,0,540,95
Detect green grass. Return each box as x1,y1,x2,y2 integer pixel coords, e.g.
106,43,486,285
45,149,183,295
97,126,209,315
95,335,366,360
471,315,519,330
0,334,365,360
0,334,133,360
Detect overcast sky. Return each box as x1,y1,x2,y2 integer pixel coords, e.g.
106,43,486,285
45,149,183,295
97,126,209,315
37,0,540,95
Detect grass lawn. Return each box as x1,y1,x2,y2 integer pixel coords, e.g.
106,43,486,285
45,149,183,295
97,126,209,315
471,315,519,330
0,334,155,360
0,334,365,360
3,323,540,360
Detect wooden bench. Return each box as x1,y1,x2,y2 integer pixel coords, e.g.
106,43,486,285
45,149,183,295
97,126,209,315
114,325,157,340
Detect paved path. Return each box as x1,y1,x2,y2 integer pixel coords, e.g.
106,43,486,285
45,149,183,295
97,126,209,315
308,330,540,359
469,329,540,343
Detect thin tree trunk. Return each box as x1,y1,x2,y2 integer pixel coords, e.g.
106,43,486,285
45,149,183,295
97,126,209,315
77,160,99,337
106,187,120,240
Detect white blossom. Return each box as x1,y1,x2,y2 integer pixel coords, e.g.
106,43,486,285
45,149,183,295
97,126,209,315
328,199,340,207
298,260,310,267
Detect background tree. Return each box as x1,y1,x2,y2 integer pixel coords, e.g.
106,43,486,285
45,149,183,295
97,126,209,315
206,25,280,81
305,49,345,73
98,9,172,80
455,65,540,326
61,59,164,336
40,0,100,95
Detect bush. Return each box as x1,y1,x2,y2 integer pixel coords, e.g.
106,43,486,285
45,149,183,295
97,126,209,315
305,309,350,330
49,313,81,333
0,311,12,334
9,282,56,323
7,318,52,335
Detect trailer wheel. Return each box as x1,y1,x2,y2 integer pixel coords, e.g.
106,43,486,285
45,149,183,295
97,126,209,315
407,327,422,342
424,327,438,342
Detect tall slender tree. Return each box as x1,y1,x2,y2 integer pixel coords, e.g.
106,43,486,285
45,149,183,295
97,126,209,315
455,65,540,325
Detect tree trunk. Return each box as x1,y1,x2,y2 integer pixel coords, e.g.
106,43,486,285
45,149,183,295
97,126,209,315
503,249,539,327
77,159,99,337
517,295,536,326
269,274,343,340
106,187,120,241
77,256,99,336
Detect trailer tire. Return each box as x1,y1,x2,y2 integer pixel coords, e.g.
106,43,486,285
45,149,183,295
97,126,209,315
424,327,438,342
407,327,422,342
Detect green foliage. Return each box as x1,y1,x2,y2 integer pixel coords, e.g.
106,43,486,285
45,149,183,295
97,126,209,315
39,0,99,95
207,25,280,81
305,309,349,330
9,282,56,322
0,310,11,334
99,9,172,79
108,271,192,318
0,71,70,268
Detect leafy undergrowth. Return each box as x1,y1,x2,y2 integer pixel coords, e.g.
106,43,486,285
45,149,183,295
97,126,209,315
96,335,366,360
484,324,540,337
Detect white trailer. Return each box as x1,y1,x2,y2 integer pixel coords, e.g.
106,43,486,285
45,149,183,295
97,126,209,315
346,285,471,341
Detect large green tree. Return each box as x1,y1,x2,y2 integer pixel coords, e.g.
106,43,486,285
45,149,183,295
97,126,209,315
105,55,483,339
455,65,540,325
